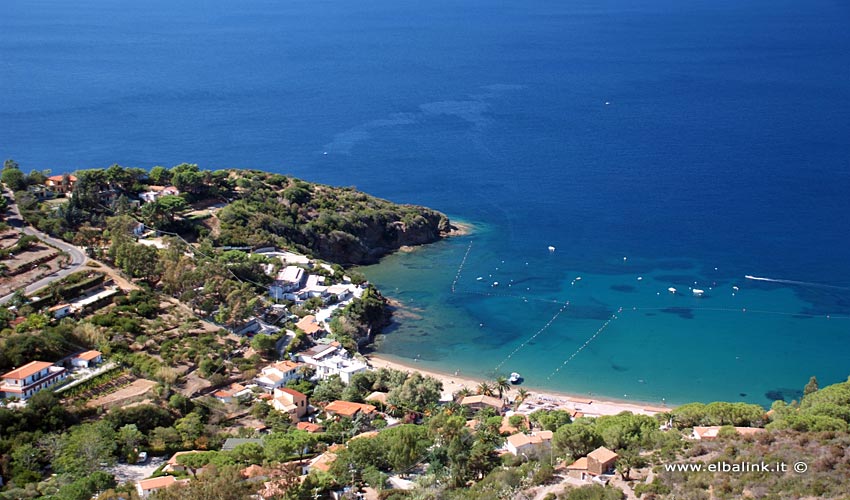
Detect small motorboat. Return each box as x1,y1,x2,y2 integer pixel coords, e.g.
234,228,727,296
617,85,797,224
692,289,705,297
668,287,677,294
510,372,523,384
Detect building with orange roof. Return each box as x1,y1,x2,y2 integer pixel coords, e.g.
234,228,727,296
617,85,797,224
324,400,376,419
272,387,308,422
44,174,77,194
295,315,325,336
505,430,553,457
1,361,67,399
296,421,324,433
71,350,102,368
213,382,252,404
255,360,303,391
460,394,505,414
691,426,766,440
307,447,341,473
566,446,619,481
135,475,189,498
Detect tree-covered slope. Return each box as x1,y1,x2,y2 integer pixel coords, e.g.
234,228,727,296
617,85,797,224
215,171,452,265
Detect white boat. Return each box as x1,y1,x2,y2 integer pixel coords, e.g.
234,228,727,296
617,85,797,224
492,281,499,287
692,289,705,297
510,372,523,384
548,245,556,252
668,287,677,294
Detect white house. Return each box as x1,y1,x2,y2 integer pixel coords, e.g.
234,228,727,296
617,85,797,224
135,476,188,498
213,382,253,403
254,360,303,391
139,185,180,204
0,361,68,399
48,303,72,319
505,430,554,457
297,344,367,384
269,266,307,300
71,350,103,368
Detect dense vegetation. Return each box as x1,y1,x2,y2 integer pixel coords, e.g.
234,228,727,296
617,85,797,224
5,161,450,266
3,160,850,500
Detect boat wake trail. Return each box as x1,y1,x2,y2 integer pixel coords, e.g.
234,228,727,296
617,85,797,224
494,301,570,372
547,307,622,380
744,275,850,291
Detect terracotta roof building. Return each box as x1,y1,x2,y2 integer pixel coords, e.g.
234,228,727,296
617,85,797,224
460,394,505,414
692,426,766,440
295,315,325,336
566,446,619,481
135,476,189,498
296,421,324,433
324,400,376,419
272,387,308,422
505,430,553,457
1,361,67,400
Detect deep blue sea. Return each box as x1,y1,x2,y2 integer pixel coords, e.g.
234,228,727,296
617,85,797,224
3,0,850,406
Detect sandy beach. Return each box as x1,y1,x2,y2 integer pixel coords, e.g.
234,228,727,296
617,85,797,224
365,354,671,418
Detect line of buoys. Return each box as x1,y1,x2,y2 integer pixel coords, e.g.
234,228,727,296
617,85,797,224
547,307,622,380
494,301,570,371
631,306,849,320
451,242,473,293
453,288,565,305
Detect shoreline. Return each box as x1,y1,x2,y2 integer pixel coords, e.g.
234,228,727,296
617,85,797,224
365,354,671,417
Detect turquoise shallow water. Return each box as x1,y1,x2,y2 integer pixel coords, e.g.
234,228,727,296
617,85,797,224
360,226,850,407
2,0,849,405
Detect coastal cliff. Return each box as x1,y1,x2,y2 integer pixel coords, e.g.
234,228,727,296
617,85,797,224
216,170,452,265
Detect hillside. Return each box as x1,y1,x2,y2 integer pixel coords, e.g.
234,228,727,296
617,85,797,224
214,171,453,265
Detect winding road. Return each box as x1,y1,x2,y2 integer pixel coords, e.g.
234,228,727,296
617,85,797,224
0,188,88,304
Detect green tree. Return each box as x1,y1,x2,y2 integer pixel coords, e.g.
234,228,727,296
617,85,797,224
117,423,145,461
804,376,819,396
553,420,603,459
2,165,26,191
54,422,117,475
312,375,346,403
149,165,171,185
493,376,511,399
387,372,442,412
530,409,573,432
384,424,431,474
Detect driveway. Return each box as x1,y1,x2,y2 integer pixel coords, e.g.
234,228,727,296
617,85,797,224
0,188,88,304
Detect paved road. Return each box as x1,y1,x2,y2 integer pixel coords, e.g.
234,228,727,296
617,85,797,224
0,188,88,304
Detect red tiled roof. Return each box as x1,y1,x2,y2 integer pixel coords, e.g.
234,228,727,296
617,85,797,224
2,361,53,380
277,387,306,399
75,350,102,361
296,315,323,335
324,400,376,417
588,446,619,464
566,457,588,470
296,422,323,433
137,476,177,491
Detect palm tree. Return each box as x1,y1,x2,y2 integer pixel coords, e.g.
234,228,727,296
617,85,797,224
476,382,494,396
494,376,511,399
454,387,472,401
514,388,530,406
